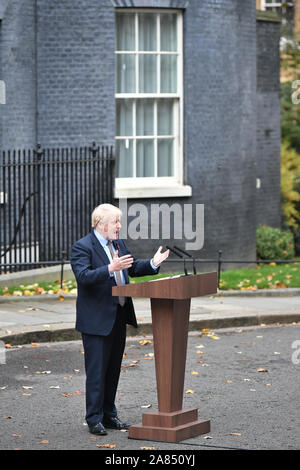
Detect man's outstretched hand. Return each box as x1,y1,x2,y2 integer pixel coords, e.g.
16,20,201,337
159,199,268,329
152,246,170,267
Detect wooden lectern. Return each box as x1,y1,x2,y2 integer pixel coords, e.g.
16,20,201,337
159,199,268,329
112,272,217,443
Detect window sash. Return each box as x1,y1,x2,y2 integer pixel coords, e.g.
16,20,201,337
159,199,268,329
115,9,183,181
116,98,179,178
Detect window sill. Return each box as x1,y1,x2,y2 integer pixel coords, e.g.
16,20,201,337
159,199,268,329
114,183,192,199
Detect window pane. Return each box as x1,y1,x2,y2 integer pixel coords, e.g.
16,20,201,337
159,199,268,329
160,14,177,52
158,139,174,176
136,140,154,177
136,100,154,136
139,55,157,93
138,14,157,51
160,55,177,93
116,13,135,51
116,54,136,93
116,99,133,136
157,99,173,135
116,139,133,177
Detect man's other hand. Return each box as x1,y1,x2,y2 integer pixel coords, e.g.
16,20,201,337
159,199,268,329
152,246,170,267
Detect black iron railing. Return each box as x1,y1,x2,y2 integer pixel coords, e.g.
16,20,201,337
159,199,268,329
0,143,115,273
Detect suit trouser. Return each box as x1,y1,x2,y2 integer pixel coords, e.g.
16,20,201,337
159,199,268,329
81,305,127,425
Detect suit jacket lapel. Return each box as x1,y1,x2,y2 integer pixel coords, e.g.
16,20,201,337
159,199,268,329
90,233,130,284
114,240,130,284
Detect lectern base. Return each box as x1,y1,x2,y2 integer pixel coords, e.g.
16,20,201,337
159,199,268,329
128,408,210,443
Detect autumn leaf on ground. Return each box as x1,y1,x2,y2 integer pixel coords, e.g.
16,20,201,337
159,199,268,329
185,389,195,394
207,333,220,340
96,444,116,448
140,446,155,450
139,340,152,346
230,432,241,436
257,368,268,373
201,328,210,335
39,440,49,444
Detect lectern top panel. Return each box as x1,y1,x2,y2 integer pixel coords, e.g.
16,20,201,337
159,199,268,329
112,272,217,299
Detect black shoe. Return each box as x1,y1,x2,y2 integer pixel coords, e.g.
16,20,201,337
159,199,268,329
88,422,107,435
102,416,130,430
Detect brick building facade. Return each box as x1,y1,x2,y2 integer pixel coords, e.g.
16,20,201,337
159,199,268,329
0,0,281,267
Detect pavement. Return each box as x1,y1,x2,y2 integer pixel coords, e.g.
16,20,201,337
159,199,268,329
1,282,300,452
1,320,299,451
0,287,300,345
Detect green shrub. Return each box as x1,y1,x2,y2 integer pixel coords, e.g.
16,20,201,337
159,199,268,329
256,225,295,260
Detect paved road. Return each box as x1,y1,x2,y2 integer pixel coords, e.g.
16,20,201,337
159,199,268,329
0,323,299,451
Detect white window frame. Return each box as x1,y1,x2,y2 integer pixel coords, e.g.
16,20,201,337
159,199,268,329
260,1,293,11
114,8,191,199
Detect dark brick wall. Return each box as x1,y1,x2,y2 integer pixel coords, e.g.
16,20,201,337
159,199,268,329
256,18,281,229
180,0,258,268
0,0,36,150
37,0,115,147
0,0,281,270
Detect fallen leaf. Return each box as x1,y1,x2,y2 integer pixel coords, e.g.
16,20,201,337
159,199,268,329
201,328,210,334
12,434,23,437
39,440,49,444
185,389,195,394
22,393,32,396
191,371,199,375
31,342,40,347
96,444,116,448
5,344,13,349
230,432,241,436
59,295,64,301
139,340,152,346
140,446,155,450
257,368,268,373
207,333,220,340
141,404,152,408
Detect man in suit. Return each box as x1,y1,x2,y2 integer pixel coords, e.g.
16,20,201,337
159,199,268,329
71,203,169,435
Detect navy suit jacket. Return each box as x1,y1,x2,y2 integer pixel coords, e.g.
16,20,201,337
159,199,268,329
71,231,158,336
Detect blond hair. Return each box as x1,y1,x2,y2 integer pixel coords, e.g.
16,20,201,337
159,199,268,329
91,203,122,228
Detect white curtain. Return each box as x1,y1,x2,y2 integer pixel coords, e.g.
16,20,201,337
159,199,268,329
116,139,133,177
